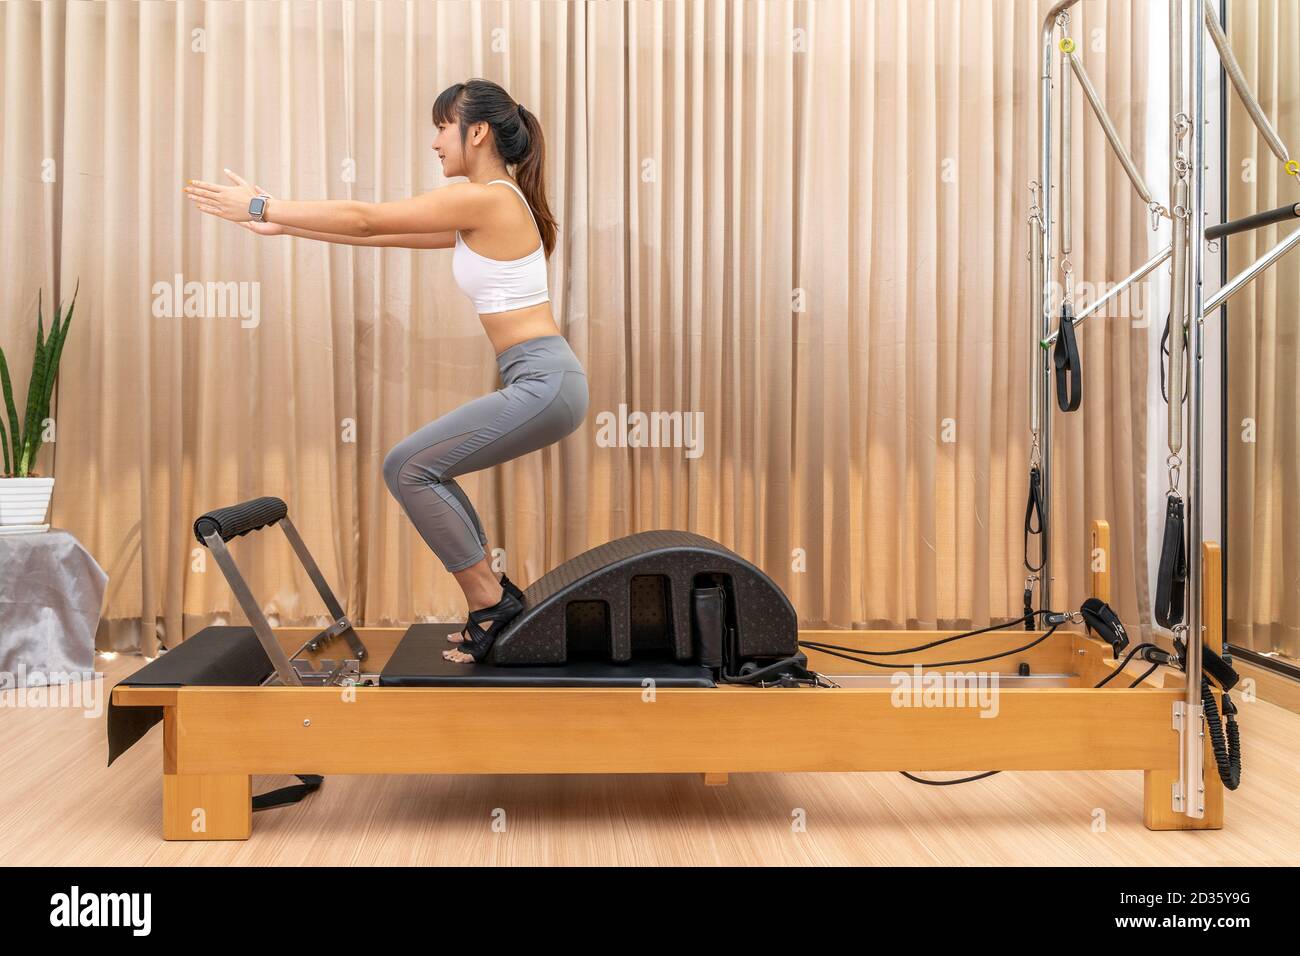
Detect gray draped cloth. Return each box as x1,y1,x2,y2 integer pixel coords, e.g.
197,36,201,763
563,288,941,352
0,529,105,688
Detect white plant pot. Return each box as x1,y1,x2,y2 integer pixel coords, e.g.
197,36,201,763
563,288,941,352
0,476,55,526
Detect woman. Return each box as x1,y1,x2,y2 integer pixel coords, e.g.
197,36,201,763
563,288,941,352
184,78,587,664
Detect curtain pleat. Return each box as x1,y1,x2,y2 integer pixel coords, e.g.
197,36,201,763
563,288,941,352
1225,0,1300,661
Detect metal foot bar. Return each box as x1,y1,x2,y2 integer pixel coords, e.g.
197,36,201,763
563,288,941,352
194,496,367,686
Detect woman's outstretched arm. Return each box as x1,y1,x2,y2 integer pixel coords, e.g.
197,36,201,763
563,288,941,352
185,168,491,237
260,223,456,249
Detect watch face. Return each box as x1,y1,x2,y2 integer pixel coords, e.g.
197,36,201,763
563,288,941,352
250,196,266,219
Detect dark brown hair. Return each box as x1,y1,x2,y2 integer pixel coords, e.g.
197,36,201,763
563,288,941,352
433,78,557,257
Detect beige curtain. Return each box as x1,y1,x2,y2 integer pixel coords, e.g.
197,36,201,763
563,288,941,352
0,0,1151,655
1224,0,1300,661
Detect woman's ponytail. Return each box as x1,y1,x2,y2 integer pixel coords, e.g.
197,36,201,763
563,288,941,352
512,105,556,258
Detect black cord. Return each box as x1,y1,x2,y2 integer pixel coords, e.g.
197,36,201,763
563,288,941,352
801,622,1060,670
901,770,1000,787
799,612,1038,658
1094,642,1157,687
1127,663,1160,688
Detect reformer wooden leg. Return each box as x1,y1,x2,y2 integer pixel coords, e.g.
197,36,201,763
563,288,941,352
702,773,730,787
1143,763,1223,830
160,701,252,840
162,772,252,840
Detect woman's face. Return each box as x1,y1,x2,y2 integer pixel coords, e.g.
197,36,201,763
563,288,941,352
434,112,490,178
433,116,464,177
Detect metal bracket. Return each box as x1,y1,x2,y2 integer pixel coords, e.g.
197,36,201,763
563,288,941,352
1172,700,1207,817
289,657,362,687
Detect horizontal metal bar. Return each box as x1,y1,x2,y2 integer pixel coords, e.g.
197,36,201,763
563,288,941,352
1041,244,1173,347
1205,201,1300,241
1202,222,1300,316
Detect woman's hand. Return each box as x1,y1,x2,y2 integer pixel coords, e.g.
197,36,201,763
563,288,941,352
237,218,284,237
184,169,263,223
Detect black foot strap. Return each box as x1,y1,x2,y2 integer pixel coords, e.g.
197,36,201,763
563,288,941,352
1053,304,1082,412
1155,495,1188,629
1079,597,1130,656
252,774,323,812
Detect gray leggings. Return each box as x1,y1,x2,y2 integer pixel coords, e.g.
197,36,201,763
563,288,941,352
383,334,588,572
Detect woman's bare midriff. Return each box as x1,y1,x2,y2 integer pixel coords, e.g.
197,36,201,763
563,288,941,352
482,301,564,356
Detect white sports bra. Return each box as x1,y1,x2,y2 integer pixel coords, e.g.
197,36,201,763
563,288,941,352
452,179,550,315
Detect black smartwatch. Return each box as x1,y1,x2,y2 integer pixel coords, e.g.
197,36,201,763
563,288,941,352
248,195,270,222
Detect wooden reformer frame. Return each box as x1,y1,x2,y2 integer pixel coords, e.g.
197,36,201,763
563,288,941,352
112,519,1227,841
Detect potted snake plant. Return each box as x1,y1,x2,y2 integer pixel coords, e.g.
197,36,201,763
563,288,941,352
0,283,78,530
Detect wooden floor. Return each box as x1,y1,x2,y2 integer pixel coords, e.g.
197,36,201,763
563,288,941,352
3,653,1298,866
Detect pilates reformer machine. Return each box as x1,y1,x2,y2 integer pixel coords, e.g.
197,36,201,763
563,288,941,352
107,494,1227,841
105,0,1268,842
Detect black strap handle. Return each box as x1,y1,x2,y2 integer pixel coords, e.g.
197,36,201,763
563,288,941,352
194,496,289,546
1053,303,1082,412
1023,465,1045,574
1155,495,1188,629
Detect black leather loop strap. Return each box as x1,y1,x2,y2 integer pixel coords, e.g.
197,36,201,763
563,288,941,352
1155,494,1188,629
1023,466,1045,574
1053,304,1082,412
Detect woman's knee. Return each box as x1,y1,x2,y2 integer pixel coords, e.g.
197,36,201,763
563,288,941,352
382,443,416,497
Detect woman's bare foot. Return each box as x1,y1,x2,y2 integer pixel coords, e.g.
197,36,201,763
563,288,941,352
443,644,475,663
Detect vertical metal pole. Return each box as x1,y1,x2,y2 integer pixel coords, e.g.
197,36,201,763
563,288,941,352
1038,7,1061,613
1183,0,1208,819
1029,199,1044,446
1169,0,1188,461
1035,0,1081,614
1060,22,1074,310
